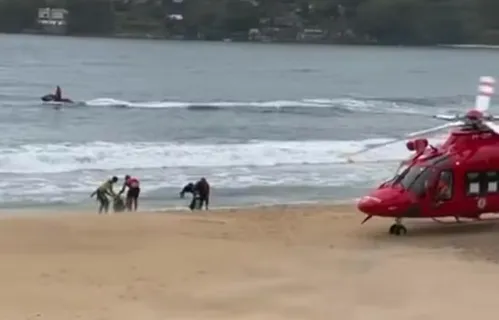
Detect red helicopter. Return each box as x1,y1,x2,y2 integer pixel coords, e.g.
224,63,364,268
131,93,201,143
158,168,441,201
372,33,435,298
353,76,499,235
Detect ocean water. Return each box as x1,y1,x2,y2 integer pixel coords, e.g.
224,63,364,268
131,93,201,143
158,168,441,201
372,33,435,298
1,33,499,211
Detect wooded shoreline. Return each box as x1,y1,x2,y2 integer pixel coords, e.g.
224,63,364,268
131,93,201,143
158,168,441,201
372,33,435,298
1,0,499,46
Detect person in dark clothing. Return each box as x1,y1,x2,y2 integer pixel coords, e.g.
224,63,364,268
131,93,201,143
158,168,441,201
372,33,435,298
180,178,210,211
194,178,210,210
180,182,201,210
41,86,74,103
55,86,62,101
180,182,195,198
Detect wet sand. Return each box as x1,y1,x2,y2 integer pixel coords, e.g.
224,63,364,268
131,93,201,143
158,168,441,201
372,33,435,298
1,204,499,319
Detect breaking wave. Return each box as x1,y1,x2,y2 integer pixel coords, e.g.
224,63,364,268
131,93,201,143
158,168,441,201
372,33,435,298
0,135,449,205
0,137,448,174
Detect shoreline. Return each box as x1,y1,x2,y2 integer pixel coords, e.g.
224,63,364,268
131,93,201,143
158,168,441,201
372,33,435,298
0,197,360,219
6,31,499,50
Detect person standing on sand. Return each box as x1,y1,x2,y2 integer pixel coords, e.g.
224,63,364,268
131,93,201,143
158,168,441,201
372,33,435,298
90,176,119,214
118,175,140,211
195,177,210,210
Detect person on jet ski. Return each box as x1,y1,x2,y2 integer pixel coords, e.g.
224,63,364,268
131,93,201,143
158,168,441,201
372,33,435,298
41,86,73,103
55,86,62,101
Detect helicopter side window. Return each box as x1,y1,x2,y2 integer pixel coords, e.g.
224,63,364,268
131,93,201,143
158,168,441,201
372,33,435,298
464,171,499,196
435,170,453,201
486,171,499,194
466,172,481,196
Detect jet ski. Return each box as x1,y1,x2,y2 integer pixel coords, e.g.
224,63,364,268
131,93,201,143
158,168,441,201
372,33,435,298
41,86,74,105
41,94,73,103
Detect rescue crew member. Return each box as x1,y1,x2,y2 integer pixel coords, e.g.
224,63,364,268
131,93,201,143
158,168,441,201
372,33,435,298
180,182,195,198
90,176,118,214
180,178,210,211
118,175,140,211
436,172,451,200
195,177,210,210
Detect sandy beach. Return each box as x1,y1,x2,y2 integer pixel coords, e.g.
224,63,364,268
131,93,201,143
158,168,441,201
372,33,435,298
1,204,499,319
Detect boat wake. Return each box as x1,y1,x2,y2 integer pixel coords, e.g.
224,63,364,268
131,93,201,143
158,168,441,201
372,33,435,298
81,95,471,116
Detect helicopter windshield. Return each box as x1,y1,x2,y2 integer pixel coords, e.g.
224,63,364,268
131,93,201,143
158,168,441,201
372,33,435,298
394,154,450,195
395,162,410,177
381,162,410,186
397,166,431,195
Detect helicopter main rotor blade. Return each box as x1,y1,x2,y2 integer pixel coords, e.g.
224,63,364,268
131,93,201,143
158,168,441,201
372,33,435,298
345,138,405,158
406,121,462,137
434,114,461,121
484,121,499,135
345,121,462,159
346,76,497,162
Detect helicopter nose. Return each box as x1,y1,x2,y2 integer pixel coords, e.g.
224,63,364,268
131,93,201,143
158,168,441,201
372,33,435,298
357,196,382,215
358,191,415,217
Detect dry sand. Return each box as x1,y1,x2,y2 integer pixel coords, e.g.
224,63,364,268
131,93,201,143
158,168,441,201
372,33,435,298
1,204,499,319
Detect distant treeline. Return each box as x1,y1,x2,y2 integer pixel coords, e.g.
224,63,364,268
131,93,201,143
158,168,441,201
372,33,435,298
1,0,499,45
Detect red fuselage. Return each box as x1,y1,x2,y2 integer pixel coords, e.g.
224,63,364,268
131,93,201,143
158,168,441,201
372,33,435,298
358,129,499,219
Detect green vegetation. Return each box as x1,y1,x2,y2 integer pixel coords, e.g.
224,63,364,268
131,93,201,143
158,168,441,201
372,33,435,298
0,0,499,45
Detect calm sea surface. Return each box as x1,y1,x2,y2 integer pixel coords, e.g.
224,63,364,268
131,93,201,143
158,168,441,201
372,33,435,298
1,34,498,211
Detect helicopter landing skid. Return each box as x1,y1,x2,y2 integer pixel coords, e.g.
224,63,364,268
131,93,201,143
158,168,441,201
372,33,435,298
431,215,499,224
431,217,464,224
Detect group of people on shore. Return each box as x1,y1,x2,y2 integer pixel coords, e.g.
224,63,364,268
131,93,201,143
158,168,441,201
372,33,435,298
90,175,140,214
90,175,210,214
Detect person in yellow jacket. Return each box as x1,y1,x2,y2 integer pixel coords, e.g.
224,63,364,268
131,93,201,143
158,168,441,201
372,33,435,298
90,176,118,214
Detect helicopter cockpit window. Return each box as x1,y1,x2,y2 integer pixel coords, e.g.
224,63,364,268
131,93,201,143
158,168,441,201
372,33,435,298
383,163,410,185
396,154,451,196
395,163,409,176
398,166,431,196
